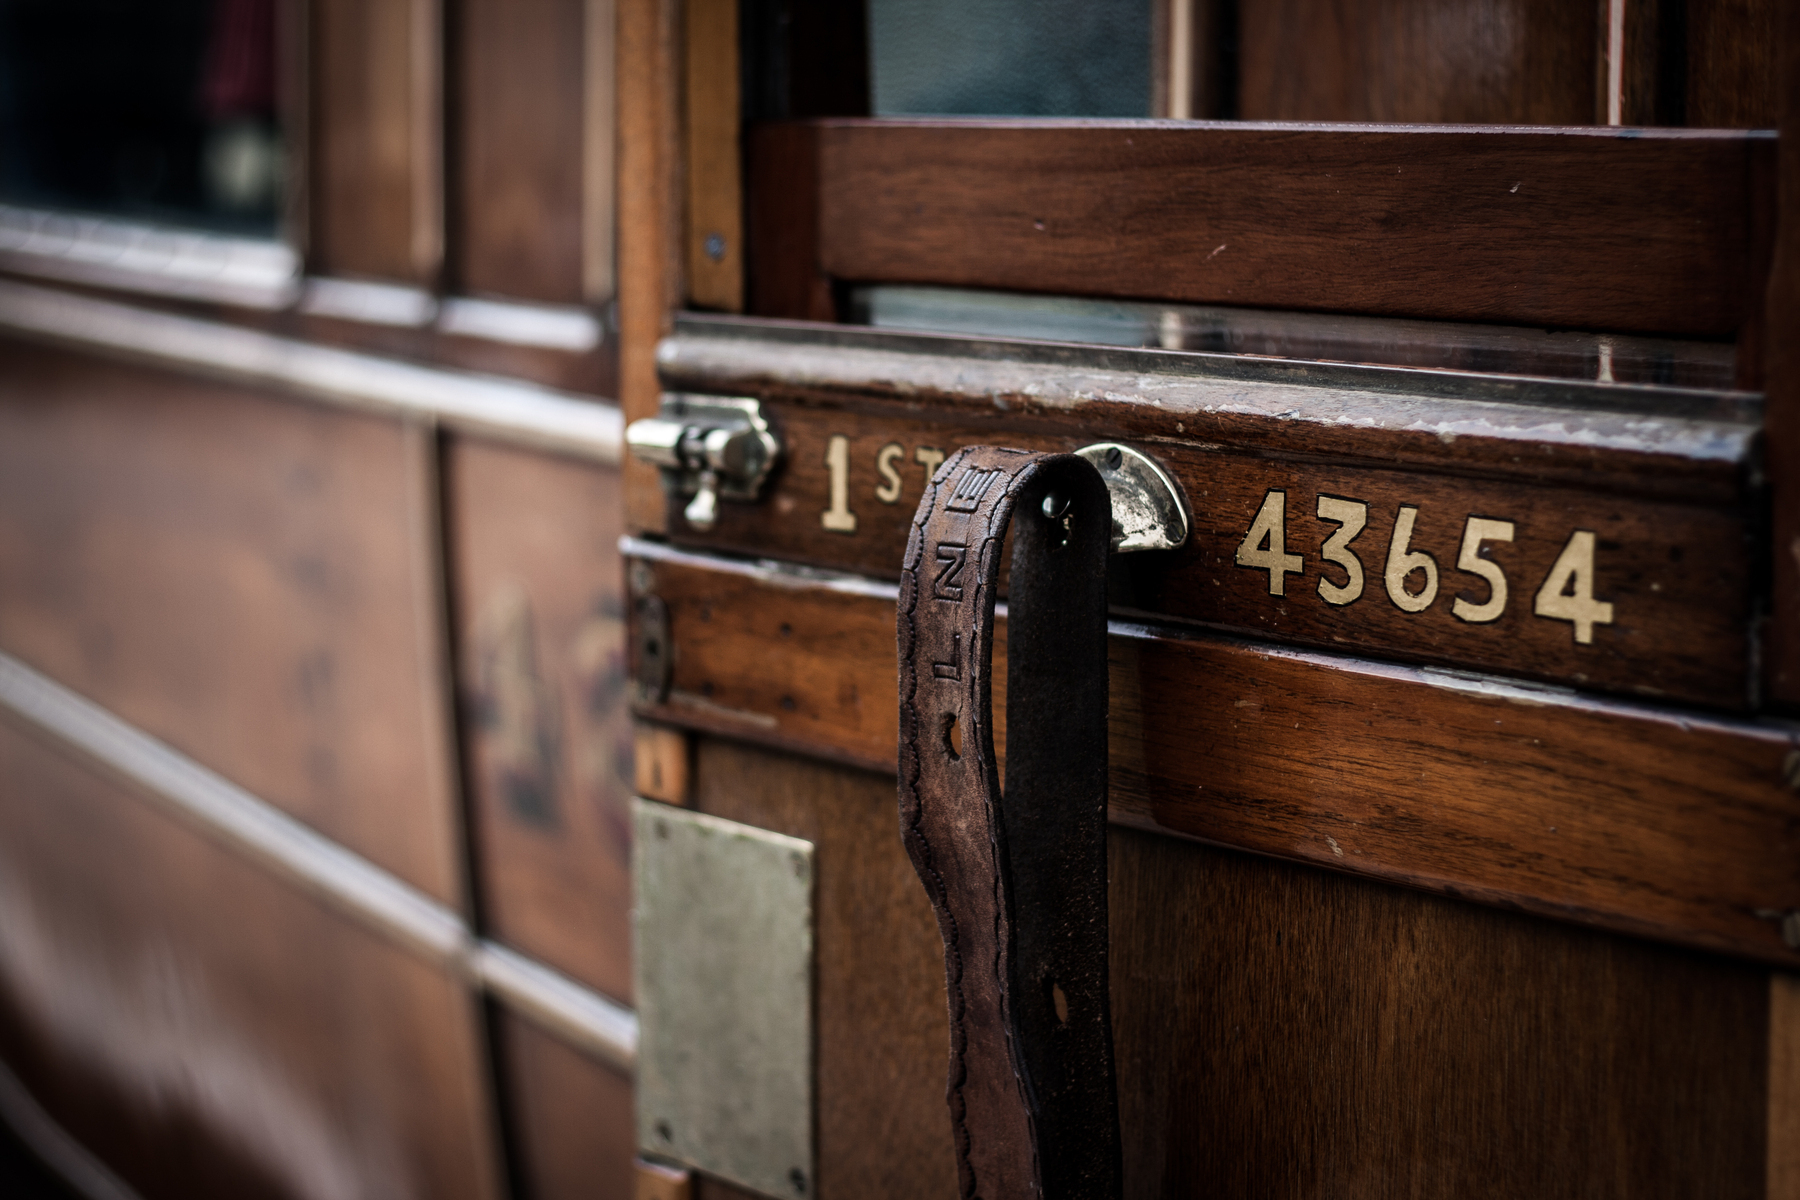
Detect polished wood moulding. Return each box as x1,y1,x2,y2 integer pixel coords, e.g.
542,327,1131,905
626,543,1800,968
779,120,1774,338
657,321,1761,708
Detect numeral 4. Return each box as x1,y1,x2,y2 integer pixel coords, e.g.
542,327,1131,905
1236,490,1303,596
1534,530,1614,644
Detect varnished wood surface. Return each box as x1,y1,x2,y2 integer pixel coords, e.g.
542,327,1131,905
654,328,1759,707
806,120,1772,337
0,718,502,1200
681,401,1750,708
454,0,587,304
692,739,959,1200
1775,973,1800,1198
745,123,836,322
0,339,465,904
490,1009,636,1200
1690,0,1781,129
684,0,743,313
1762,3,1800,707
1238,0,1596,124
618,0,681,534
310,0,441,284
628,546,1800,966
684,736,1772,1197
445,437,634,1003
1109,825,1768,1199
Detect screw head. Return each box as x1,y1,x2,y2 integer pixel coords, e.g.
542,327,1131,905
703,232,727,261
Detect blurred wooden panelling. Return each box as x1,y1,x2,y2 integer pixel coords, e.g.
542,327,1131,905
1237,0,1597,124
491,1009,636,1200
0,339,464,905
454,0,587,304
0,718,501,1200
445,437,633,1002
311,0,442,283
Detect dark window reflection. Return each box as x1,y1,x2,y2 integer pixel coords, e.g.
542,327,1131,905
0,0,282,234
869,0,1152,118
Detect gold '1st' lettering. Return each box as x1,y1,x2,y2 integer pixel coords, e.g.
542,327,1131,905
875,443,905,503
821,434,857,533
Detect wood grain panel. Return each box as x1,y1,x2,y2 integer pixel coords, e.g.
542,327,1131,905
684,737,1770,1197
1238,0,1597,124
1761,2,1800,706
311,0,441,283
454,0,587,303
0,718,502,1200
1776,973,1800,1199
627,547,1800,966
445,437,634,1002
684,0,743,312
0,339,464,904
810,121,1772,337
691,739,959,1200
490,1009,636,1200
642,384,1757,707
619,0,680,534
1690,0,1780,129
1109,825,1767,1198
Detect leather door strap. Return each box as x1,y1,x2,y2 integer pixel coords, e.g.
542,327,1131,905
897,446,1121,1200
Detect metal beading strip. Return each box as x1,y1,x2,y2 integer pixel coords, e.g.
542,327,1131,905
0,652,637,1074
0,280,623,464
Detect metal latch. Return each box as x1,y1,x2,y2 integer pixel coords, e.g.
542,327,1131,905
626,395,781,531
1074,442,1189,553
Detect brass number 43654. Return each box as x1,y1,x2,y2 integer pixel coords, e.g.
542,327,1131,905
1235,490,1615,644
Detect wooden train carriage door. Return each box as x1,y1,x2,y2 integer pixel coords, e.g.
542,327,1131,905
618,3,1800,1198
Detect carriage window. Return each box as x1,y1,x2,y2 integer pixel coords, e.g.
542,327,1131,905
868,0,1153,117
0,0,285,234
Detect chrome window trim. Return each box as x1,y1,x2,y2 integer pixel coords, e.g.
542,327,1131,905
0,280,622,464
0,205,300,310
0,652,638,1075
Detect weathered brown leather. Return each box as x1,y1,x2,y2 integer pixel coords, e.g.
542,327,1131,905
897,446,1121,1200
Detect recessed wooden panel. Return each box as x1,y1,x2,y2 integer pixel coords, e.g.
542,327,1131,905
627,546,1800,966
1237,0,1597,124
1689,0,1780,129
0,718,501,1200
455,0,587,303
1109,826,1768,1198
691,739,958,1200
445,436,633,1002
490,1009,636,1200
687,736,1771,1198
311,0,440,283
0,339,463,904
809,121,1771,337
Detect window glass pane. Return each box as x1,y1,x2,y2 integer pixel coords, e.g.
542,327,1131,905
868,0,1151,117
0,0,284,234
